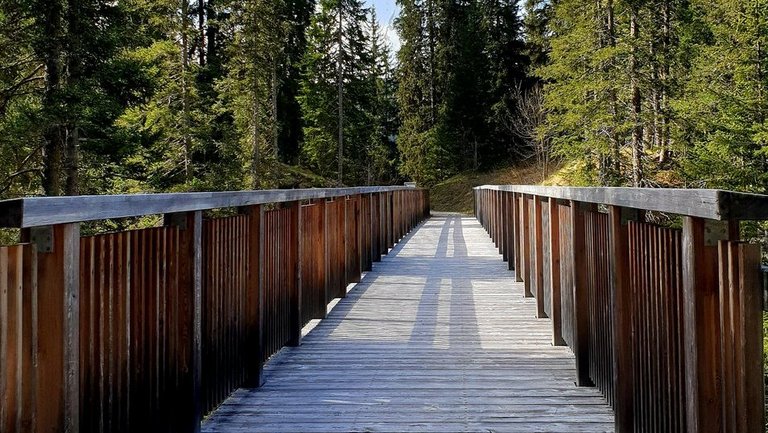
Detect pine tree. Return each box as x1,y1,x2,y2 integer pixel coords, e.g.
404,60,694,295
299,0,371,185
677,0,768,190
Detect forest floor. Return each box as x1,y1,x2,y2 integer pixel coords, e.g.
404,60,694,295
429,162,560,214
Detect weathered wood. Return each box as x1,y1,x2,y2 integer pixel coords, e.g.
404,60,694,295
202,216,614,433
474,186,768,221
25,223,80,433
246,205,264,387
569,202,592,387
533,196,546,318
608,206,634,433
172,212,203,433
521,196,532,297
288,201,302,347
681,216,727,433
0,187,423,229
548,199,564,347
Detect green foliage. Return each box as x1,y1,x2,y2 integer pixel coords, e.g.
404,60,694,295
396,0,529,186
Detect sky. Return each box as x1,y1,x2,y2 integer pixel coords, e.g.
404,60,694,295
367,0,401,53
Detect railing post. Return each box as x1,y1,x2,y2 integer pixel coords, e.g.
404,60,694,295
533,196,547,318
504,192,515,264
167,211,202,433
681,216,736,432
512,192,520,275
570,200,593,387
245,205,264,387
609,205,637,432
24,223,80,433
521,195,533,297
500,192,508,258
548,198,565,346
288,201,302,347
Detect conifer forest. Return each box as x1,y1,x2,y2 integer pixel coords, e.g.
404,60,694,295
0,0,766,198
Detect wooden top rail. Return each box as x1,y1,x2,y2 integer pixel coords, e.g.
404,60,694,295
474,185,768,221
0,186,419,228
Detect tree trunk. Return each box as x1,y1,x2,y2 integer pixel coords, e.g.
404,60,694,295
40,0,64,196
181,0,193,183
337,2,344,184
428,0,436,125
659,0,671,163
630,6,644,187
198,0,206,66
272,60,279,162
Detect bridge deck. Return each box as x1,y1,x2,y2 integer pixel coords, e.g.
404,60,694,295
202,216,615,432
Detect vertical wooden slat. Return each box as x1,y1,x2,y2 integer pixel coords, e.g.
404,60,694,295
570,201,592,387
682,216,725,433
288,202,302,347
533,196,546,318
609,206,634,433
32,223,80,433
548,199,564,346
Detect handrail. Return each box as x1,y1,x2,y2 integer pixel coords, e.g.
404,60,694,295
474,185,765,433
0,186,419,228
473,185,768,220
0,186,430,433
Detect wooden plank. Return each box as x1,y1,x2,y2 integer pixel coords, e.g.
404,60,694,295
608,206,634,433
737,243,764,433
288,202,302,347
170,212,203,433
533,197,546,318
28,224,80,433
548,199,564,347
521,196,532,297
246,205,264,387
570,202,592,387
0,187,425,229
473,186,768,222
681,216,725,433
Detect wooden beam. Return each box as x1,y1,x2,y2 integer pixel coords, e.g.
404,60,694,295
27,224,80,433
681,216,731,433
0,186,424,229
533,196,546,318
570,201,593,387
167,211,202,433
288,201,302,347
549,198,565,346
245,205,264,387
609,206,636,433
474,186,768,221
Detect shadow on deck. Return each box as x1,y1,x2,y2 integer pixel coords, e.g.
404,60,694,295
202,216,614,433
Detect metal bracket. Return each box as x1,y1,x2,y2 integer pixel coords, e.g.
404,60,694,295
164,213,188,230
621,208,641,226
704,219,729,246
29,226,53,253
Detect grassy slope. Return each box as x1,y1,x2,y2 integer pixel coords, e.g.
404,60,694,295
430,163,555,214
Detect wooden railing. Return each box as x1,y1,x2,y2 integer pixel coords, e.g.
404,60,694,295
474,185,766,433
0,186,430,433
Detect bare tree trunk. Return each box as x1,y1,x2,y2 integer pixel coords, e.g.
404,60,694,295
272,60,280,162
337,2,344,184
427,0,436,125
198,0,206,66
630,6,644,187
252,99,260,189
181,0,193,183
41,0,64,196
659,0,671,163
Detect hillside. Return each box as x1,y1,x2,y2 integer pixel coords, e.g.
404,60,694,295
430,163,557,214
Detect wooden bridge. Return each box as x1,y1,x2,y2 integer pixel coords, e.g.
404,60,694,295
0,185,765,432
